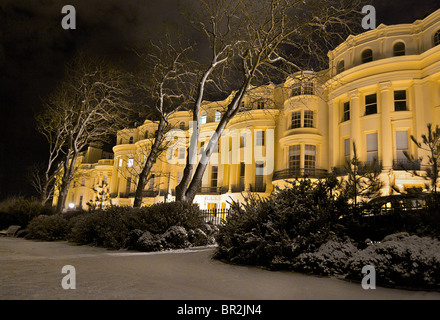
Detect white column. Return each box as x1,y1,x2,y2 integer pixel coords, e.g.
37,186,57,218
379,81,393,170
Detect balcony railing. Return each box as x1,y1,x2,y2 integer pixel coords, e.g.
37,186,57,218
272,168,327,181
197,186,222,194
393,159,421,171
332,161,383,176
117,189,159,198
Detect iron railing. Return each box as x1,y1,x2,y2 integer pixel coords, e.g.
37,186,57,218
272,168,327,181
200,209,229,225
393,159,421,171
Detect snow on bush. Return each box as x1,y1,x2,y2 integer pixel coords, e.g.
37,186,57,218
291,237,358,276
347,232,440,289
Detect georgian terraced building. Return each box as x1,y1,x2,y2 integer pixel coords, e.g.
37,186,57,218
55,9,440,211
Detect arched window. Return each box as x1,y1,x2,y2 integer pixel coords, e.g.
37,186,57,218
179,121,185,130
200,112,207,125
129,136,134,144
336,60,345,74
434,29,440,46
361,49,373,63
393,41,406,56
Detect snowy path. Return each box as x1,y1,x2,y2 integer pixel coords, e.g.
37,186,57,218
1,237,439,300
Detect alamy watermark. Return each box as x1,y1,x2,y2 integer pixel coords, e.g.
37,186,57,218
61,265,76,290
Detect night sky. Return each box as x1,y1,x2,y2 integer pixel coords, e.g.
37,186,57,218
0,0,439,200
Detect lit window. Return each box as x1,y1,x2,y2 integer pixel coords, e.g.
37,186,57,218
366,132,378,163
214,111,221,122
256,131,265,146
289,145,300,170
118,158,123,168
200,112,207,125
255,161,264,189
291,83,302,96
291,81,314,96
240,133,246,148
304,145,316,169
365,94,377,115
337,60,345,74
343,102,350,122
127,158,134,168
434,29,440,46
304,110,314,128
303,82,314,95
396,131,409,161
394,90,407,111
211,166,218,188
344,138,350,163
393,42,406,56
361,49,373,63
126,177,131,193
291,111,301,129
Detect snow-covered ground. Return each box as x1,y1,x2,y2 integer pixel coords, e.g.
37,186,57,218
0,237,439,300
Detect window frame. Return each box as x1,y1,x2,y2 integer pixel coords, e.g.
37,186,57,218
365,93,377,115
361,49,373,64
393,41,406,56
394,90,407,111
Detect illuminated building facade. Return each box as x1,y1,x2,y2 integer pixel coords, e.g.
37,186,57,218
56,9,440,211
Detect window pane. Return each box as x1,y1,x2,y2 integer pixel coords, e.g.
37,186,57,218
393,42,405,56
215,111,221,122
255,161,264,176
303,82,314,95
337,60,345,74
344,138,350,156
256,131,265,146
396,131,408,150
304,110,314,128
366,133,378,152
289,145,300,169
291,111,301,129
200,112,207,124
394,90,407,111
304,145,316,169
365,94,377,115
362,49,373,63
127,158,134,168
343,102,350,121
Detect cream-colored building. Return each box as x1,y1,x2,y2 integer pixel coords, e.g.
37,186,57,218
57,9,440,211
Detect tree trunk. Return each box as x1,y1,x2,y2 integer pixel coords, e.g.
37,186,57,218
55,153,77,214
133,118,167,208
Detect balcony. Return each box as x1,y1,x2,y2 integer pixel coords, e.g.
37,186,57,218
117,189,159,198
272,168,327,181
197,186,222,195
331,161,383,176
393,159,421,171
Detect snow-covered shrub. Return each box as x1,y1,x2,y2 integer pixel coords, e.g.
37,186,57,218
26,214,70,241
291,237,358,276
162,226,189,249
188,228,209,246
347,232,440,289
136,230,164,252
214,179,350,268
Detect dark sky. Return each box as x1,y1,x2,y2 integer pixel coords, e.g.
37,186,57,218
0,0,439,200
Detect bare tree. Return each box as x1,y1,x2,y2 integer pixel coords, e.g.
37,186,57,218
130,38,197,207
175,0,363,203
40,53,133,213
